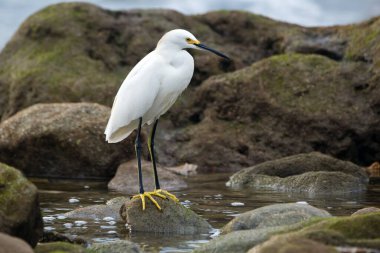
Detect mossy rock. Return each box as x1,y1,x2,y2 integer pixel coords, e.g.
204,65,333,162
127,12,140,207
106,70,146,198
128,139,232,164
156,52,380,171
0,162,43,247
34,242,92,253
120,197,212,234
226,152,368,194
249,212,380,252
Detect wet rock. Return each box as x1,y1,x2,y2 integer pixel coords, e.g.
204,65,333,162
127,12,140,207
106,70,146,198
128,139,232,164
89,240,141,253
248,235,337,253
157,51,380,171
0,232,34,253
352,207,380,216
0,162,43,246
249,212,380,252
226,152,368,194
221,203,331,234
120,197,211,234
108,160,187,193
2,2,380,172
34,242,90,253
41,231,87,246
193,225,291,253
0,103,136,178
64,197,128,221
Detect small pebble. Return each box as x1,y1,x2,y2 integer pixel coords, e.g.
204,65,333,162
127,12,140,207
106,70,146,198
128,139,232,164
63,223,73,228
100,225,117,229
74,220,87,226
43,216,55,222
107,231,117,234
84,185,90,189
103,217,114,221
231,202,245,206
108,221,116,225
69,198,80,203
296,201,308,205
44,226,55,231
57,215,67,220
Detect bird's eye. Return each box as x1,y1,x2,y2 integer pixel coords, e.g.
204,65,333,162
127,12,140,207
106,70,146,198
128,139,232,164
186,38,192,43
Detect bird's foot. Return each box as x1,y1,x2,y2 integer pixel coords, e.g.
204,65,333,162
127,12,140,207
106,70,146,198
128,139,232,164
154,189,179,202
131,191,167,211
131,189,179,211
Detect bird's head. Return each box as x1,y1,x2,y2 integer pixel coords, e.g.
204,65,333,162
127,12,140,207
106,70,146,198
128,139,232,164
157,29,230,60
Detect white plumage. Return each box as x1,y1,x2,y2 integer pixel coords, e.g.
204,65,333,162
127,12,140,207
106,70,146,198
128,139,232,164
103,29,229,210
105,29,229,143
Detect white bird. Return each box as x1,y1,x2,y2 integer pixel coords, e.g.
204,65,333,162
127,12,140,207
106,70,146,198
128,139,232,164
105,29,229,210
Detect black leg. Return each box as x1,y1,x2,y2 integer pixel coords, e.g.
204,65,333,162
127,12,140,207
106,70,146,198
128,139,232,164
135,118,144,194
148,119,160,190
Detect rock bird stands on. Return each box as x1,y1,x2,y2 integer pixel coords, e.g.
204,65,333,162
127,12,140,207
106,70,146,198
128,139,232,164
105,29,230,210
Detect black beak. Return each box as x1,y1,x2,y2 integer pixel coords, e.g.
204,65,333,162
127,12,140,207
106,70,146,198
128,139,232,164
195,43,231,61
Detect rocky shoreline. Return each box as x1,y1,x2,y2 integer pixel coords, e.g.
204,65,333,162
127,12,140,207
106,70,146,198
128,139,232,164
0,2,380,253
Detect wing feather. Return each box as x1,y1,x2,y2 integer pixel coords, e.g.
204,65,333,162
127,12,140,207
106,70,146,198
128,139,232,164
105,52,162,143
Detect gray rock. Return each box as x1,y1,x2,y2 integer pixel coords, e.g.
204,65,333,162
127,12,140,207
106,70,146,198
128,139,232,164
0,103,136,179
89,240,141,253
227,152,368,194
351,207,380,216
120,197,212,234
108,160,187,193
64,197,128,221
0,232,34,253
193,226,289,253
222,203,331,234
0,162,43,247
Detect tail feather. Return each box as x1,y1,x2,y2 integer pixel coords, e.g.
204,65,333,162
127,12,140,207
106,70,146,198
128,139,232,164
105,119,138,143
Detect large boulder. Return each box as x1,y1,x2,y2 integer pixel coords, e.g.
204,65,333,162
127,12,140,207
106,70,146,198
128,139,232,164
108,159,187,193
120,197,212,234
226,152,369,194
157,51,380,171
0,162,43,246
0,232,34,253
221,203,331,234
0,3,289,121
1,3,380,171
0,103,135,178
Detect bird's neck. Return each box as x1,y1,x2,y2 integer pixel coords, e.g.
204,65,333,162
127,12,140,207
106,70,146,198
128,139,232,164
155,43,183,58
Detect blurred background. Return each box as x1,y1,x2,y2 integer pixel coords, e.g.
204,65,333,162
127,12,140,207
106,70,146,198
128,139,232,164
1,0,380,50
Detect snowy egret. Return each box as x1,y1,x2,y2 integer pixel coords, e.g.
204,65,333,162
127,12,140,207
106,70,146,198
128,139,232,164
105,29,230,210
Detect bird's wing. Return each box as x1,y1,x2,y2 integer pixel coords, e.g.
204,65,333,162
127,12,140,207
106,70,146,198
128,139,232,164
105,52,162,143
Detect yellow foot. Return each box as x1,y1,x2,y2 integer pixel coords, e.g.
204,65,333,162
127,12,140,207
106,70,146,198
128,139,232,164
155,189,179,202
131,189,179,211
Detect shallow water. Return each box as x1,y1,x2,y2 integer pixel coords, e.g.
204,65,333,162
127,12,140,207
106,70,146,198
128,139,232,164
34,173,380,252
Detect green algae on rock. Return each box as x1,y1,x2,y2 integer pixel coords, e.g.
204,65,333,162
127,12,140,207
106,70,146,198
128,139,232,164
34,242,92,253
120,197,212,234
0,162,43,247
249,212,380,252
